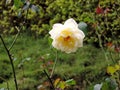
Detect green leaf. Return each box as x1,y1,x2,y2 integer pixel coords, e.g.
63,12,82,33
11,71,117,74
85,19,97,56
65,79,76,86
21,0,25,3
78,22,88,35
54,78,60,87
14,0,22,8
84,17,94,23
48,37,53,46
107,66,116,75
59,81,66,89
105,78,118,90
101,82,109,90
88,85,94,90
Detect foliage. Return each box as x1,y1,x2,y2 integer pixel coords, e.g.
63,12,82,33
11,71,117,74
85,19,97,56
107,64,120,75
0,0,120,90
0,59,12,83
54,78,76,90
90,62,120,90
0,0,120,44
0,35,117,89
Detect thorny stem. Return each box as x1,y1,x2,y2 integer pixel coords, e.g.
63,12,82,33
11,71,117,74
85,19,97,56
50,50,58,78
44,70,55,90
0,35,18,90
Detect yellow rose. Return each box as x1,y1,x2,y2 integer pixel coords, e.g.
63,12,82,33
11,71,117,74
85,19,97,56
49,18,85,53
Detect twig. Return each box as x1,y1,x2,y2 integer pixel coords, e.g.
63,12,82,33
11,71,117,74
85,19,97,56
0,77,9,90
0,35,18,90
43,70,55,90
8,26,20,51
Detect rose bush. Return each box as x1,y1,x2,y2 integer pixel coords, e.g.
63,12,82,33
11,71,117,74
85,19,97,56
49,18,85,53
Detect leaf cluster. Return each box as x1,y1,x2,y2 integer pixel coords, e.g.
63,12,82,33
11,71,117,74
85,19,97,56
0,0,120,44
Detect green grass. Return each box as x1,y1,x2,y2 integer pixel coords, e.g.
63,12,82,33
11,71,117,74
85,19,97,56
0,34,119,89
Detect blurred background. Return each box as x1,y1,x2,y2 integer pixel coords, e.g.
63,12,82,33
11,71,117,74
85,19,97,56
0,0,120,90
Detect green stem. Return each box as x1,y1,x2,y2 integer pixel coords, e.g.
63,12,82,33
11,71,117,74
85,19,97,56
8,26,20,51
50,51,58,78
0,35,18,90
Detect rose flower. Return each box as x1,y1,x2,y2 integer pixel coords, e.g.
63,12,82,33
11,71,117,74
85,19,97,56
49,18,85,53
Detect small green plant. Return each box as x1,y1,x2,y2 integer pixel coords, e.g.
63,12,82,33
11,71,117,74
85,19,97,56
54,78,76,90
91,62,120,90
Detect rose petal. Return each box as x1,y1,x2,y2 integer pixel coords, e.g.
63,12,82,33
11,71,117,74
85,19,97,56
49,24,63,39
64,18,78,28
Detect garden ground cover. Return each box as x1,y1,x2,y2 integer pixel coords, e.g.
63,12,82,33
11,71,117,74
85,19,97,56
0,34,118,90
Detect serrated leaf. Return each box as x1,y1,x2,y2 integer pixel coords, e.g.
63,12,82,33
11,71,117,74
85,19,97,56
65,79,76,86
78,22,88,35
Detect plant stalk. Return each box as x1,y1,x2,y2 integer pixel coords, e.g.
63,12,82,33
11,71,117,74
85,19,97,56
0,35,18,90
50,51,58,78
44,70,55,90
8,26,20,51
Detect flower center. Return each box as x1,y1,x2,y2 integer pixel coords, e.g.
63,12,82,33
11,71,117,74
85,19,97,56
57,35,75,48
64,36,71,41
61,28,72,36
56,29,76,49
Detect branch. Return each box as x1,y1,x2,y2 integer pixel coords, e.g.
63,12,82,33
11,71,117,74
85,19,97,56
43,70,55,90
0,35,18,90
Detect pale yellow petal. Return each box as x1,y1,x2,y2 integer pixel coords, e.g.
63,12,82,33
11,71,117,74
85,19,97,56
64,18,78,28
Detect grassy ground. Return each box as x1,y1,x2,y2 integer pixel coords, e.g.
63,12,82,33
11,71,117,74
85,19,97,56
0,34,119,90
